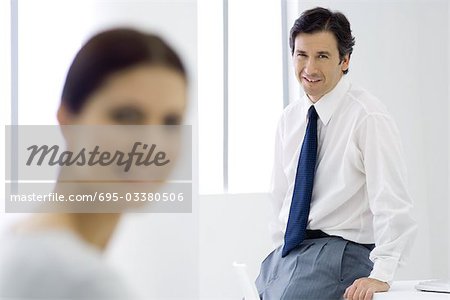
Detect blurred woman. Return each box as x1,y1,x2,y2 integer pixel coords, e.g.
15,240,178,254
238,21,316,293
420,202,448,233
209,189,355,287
0,28,187,299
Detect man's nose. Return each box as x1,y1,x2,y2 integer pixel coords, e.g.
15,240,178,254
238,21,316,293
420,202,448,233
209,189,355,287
304,58,318,75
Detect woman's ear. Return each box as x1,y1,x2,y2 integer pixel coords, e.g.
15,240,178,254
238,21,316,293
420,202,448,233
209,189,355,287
57,103,72,125
57,103,75,142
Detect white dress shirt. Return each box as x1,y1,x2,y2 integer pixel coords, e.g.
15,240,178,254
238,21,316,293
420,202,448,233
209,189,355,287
269,76,417,283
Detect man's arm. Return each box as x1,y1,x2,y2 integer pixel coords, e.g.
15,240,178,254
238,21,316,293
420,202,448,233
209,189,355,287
345,113,418,299
268,116,289,247
344,278,390,300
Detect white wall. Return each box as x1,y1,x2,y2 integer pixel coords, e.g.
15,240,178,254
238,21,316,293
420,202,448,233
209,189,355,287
0,0,11,222
15,0,197,126
448,1,450,279
106,213,200,299
199,193,272,299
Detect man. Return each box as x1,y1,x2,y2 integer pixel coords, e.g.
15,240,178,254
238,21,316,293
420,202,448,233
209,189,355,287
256,7,417,300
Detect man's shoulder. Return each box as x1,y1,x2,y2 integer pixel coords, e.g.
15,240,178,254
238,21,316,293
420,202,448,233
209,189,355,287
280,98,305,121
345,83,389,117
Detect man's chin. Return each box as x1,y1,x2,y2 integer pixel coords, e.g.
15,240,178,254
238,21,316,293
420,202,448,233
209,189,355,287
304,92,323,103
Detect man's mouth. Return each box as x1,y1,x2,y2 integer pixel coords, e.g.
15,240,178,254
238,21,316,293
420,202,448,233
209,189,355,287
303,76,321,83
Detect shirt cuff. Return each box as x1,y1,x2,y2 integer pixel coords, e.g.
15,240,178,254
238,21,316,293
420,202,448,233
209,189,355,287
368,256,400,285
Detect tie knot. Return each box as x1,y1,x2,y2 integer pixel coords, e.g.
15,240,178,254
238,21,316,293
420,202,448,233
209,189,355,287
308,106,318,120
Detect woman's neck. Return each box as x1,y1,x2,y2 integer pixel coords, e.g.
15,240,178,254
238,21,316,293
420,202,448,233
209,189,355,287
70,213,121,250
14,178,122,251
15,212,121,251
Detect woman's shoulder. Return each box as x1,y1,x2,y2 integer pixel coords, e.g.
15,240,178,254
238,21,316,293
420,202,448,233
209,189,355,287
0,229,134,299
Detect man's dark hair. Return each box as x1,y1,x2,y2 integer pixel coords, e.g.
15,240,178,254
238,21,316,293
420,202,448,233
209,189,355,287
289,7,355,74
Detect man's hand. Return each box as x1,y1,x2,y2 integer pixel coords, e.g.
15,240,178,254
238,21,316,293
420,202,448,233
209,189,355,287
343,277,390,300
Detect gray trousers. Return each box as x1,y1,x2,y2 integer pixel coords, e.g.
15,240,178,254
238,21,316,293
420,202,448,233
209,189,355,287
255,236,374,300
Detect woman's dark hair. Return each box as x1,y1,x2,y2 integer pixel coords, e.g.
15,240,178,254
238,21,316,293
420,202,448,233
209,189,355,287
289,7,355,74
61,28,186,113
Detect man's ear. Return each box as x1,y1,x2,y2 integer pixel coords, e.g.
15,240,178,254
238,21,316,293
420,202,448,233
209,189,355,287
341,53,351,73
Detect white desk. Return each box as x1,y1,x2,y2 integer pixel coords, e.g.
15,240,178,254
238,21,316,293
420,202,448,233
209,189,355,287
373,281,450,299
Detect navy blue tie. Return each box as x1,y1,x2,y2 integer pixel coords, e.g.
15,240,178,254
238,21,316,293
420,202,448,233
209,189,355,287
282,105,318,258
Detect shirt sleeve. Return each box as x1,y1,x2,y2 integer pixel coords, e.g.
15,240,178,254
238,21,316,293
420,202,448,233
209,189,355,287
268,115,289,247
356,113,418,284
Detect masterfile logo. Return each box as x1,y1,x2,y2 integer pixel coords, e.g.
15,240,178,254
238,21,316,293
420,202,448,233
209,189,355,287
6,125,191,181
26,142,170,172
5,125,192,213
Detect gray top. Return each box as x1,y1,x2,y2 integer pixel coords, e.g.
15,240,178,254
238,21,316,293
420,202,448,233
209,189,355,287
0,229,135,299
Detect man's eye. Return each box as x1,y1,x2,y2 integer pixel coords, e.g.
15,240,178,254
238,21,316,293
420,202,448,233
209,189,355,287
110,106,145,124
318,55,328,59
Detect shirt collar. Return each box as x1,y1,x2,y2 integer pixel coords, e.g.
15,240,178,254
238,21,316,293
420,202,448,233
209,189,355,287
302,76,351,126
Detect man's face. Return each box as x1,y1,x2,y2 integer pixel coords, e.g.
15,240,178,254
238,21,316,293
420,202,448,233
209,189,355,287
293,31,350,102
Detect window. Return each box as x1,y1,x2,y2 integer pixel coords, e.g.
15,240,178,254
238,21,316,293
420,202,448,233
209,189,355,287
0,0,11,216
198,0,285,194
